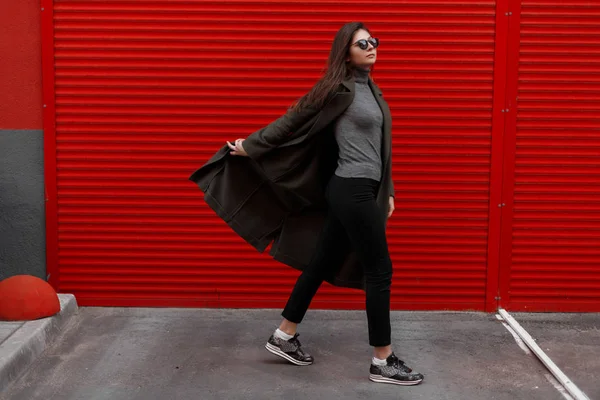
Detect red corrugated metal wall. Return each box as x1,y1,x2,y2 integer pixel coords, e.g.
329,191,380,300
42,0,599,312
42,0,500,310
498,0,600,312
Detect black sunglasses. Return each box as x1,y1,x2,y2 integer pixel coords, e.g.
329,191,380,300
352,37,379,50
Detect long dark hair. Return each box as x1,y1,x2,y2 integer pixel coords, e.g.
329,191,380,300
294,22,371,111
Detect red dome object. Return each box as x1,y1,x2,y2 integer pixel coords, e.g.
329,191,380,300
0,275,60,321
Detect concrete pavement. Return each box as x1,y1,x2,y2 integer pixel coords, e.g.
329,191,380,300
516,312,600,400
0,294,77,392
3,307,591,400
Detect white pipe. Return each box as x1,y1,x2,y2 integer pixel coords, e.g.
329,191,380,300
545,373,575,400
497,308,590,400
495,314,531,354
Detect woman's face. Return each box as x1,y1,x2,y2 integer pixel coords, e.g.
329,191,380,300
347,29,377,69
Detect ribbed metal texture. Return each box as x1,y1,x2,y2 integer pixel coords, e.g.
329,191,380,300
508,0,600,311
50,0,496,309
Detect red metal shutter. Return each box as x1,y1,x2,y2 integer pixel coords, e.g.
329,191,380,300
385,2,500,310
500,0,600,311
43,0,499,309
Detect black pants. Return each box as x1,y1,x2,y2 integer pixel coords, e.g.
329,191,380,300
282,174,393,347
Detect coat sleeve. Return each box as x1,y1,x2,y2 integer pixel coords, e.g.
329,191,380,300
242,103,320,160
389,130,395,198
388,153,395,198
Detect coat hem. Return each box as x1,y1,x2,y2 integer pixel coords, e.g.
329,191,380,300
201,190,271,253
271,251,365,291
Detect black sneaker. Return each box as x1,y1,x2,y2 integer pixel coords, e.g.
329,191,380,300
369,353,424,386
265,333,314,366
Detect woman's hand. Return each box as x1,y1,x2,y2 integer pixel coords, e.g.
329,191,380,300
388,196,395,218
226,138,248,157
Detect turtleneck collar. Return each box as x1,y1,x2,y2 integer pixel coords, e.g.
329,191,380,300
353,67,370,84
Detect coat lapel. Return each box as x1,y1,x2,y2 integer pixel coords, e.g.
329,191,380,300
341,77,354,93
368,79,392,183
303,78,355,139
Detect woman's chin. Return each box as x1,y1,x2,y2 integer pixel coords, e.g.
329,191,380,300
359,60,376,69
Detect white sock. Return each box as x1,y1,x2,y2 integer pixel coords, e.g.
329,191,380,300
372,357,387,366
274,328,294,341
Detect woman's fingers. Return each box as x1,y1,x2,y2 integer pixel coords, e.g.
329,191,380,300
226,141,239,155
235,139,245,151
227,139,248,156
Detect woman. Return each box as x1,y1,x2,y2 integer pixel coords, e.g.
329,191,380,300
191,23,423,385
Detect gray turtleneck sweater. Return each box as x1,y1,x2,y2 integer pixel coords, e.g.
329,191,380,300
333,68,384,182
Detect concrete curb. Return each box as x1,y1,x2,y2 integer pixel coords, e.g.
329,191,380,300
0,294,78,392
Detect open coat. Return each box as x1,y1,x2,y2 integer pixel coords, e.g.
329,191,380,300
189,77,394,290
